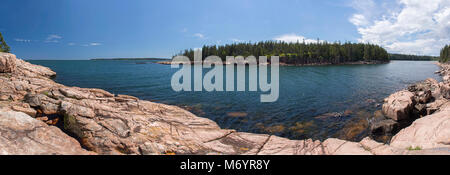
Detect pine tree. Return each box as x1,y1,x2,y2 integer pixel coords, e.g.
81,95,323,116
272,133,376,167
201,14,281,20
179,40,390,64
440,45,450,63
0,32,11,53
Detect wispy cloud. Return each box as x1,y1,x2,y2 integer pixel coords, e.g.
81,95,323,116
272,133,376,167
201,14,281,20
14,38,31,42
230,38,245,43
349,0,450,55
274,34,323,43
193,33,205,39
68,42,76,46
45,34,62,43
81,42,103,47
89,42,102,46
181,28,188,33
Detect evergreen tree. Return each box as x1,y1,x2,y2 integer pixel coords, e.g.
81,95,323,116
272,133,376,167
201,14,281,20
389,53,437,61
0,32,10,53
178,40,390,64
440,45,450,63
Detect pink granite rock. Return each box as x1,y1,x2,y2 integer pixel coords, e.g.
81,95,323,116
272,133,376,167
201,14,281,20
382,90,415,121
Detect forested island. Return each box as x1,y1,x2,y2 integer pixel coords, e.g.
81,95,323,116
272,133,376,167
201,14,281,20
389,54,438,61
178,41,389,65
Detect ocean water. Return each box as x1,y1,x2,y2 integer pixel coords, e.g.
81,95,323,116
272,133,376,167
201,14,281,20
28,60,442,141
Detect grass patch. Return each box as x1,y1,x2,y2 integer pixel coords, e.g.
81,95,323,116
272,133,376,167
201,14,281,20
407,146,422,151
41,91,50,97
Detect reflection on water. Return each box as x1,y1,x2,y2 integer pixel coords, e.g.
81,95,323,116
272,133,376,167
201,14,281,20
29,60,442,141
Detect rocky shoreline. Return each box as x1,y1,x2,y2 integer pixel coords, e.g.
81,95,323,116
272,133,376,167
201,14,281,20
0,52,449,155
369,69,449,144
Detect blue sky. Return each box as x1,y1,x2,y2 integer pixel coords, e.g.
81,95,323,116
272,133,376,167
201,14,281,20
0,0,449,59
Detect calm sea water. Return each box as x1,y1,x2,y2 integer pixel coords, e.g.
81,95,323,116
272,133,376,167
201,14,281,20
28,60,442,141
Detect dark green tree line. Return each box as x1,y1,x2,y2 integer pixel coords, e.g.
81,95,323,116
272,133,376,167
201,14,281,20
440,45,450,63
179,41,389,64
0,32,10,53
389,54,438,61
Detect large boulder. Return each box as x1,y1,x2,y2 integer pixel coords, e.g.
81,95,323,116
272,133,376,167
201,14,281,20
425,98,448,115
0,108,93,155
439,64,450,99
0,53,55,78
390,102,450,150
440,82,450,99
415,90,432,104
370,119,399,135
0,53,16,73
382,90,415,121
408,78,440,100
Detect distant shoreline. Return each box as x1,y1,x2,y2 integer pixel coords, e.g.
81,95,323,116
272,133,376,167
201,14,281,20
156,60,390,66
91,58,170,61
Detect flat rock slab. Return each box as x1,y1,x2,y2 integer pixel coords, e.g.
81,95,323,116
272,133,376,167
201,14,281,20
0,108,93,155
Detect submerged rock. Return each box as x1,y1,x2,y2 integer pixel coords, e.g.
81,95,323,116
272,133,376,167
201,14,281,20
227,112,248,117
337,117,369,141
314,112,344,120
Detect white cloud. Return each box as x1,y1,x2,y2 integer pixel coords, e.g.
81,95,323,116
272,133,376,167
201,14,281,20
350,14,369,26
231,38,245,43
349,0,450,55
45,34,62,43
274,34,323,43
81,42,102,47
14,38,31,42
89,42,102,46
193,33,205,39
68,42,76,46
